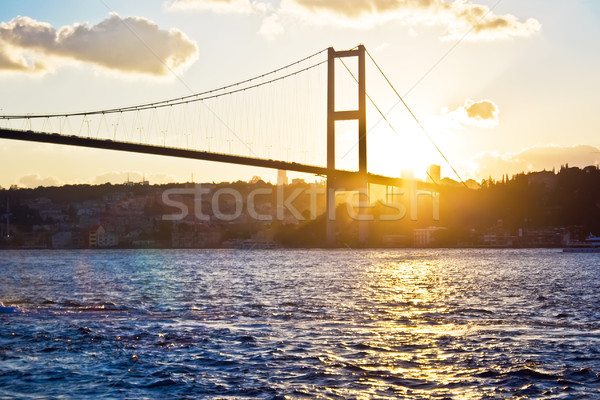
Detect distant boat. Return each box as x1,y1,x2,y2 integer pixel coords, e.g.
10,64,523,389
235,239,280,250
563,234,600,253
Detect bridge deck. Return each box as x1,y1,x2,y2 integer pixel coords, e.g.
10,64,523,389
0,128,438,191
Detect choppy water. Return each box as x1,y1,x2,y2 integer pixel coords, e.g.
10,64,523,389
1,249,599,399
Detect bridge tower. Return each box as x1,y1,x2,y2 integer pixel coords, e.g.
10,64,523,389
326,45,368,247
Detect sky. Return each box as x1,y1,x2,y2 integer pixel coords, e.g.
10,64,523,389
0,0,599,188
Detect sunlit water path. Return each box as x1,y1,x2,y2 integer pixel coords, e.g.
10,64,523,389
1,249,599,399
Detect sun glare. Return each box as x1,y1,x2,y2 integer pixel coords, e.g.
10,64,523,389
368,118,446,180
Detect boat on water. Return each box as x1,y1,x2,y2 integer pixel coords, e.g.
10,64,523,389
563,234,600,253
235,240,280,250
222,238,280,250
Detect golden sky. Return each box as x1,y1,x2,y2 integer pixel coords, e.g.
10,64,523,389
0,0,599,187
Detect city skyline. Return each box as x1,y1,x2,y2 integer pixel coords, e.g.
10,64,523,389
1,0,599,188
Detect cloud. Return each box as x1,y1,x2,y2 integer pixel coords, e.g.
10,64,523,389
0,13,198,76
18,174,61,188
444,99,499,128
258,13,285,40
166,0,269,14
442,0,541,40
467,145,600,180
164,0,540,41
12,171,180,188
374,42,390,52
279,0,541,41
0,47,29,71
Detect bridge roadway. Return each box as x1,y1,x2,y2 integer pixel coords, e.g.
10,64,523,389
0,128,437,192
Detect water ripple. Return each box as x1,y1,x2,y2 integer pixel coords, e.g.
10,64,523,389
0,249,599,398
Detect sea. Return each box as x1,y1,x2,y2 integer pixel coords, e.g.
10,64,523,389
1,249,599,399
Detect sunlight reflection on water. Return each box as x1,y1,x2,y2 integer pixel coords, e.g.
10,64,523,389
1,249,599,398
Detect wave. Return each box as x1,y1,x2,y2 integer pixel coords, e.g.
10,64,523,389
0,301,24,314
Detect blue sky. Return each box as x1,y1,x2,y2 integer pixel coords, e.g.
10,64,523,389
0,0,599,187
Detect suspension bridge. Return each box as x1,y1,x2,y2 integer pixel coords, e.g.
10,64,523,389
0,45,464,246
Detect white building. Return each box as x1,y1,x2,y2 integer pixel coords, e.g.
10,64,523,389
89,225,118,248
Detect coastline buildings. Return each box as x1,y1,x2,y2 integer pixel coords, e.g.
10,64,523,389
0,164,598,249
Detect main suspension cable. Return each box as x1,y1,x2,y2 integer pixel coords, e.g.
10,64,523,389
0,48,329,120
338,58,401,138
337,57,439,186
365,48,468,188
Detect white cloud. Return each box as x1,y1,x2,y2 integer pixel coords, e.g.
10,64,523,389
166,0,269,14
443,0,541,41
167,0,278,38
18,174,61,188
444,99,499,128
466,144,600,180
0,13,198,76
165,0,540,41
258,13,285,40
374,42,390,52
278,0,541,41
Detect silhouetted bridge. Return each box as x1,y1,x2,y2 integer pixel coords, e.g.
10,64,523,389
0,45,455,245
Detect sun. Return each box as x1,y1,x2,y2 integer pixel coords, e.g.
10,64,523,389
367,118,447,180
